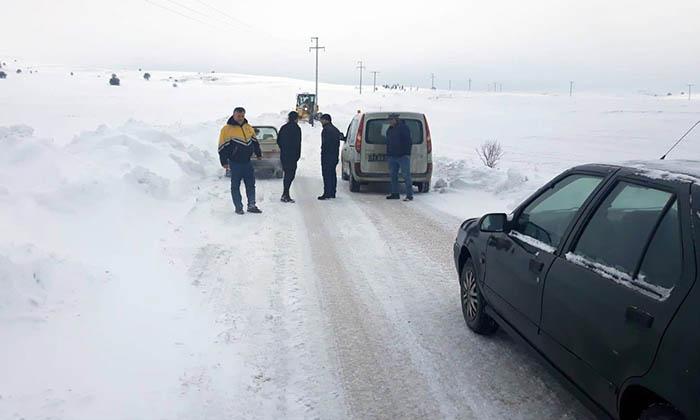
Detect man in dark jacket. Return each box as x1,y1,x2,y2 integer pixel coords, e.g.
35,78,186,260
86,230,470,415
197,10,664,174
318,113,341,200
218,107,263,214
386,113,413,201
277,111,302,203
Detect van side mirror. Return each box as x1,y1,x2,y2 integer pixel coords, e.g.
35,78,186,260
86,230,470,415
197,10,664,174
479,213,508,233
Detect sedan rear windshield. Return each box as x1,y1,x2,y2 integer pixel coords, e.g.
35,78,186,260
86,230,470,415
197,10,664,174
365,119,424,145
254,127,277,141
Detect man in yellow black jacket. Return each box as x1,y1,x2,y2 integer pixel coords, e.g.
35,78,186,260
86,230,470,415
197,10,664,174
218,107,263,215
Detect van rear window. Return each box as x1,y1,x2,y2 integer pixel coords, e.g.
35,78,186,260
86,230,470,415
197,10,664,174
365,119,423,145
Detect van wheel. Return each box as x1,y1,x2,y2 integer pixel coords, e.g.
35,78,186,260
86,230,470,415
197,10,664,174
639,404,683,420
417,182,430,193
341,164,349,181
349,176,361,192
275,170,284,179
460,259,498,335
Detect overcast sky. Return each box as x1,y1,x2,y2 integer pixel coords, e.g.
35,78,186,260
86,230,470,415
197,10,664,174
3,0,699,91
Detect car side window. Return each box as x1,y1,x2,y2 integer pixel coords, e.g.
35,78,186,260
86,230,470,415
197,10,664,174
347,118,358,143
513,174,603,249
573,182,674,278
637,201,681,290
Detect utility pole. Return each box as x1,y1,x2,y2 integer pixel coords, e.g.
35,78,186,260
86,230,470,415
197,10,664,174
449,80,452,91
499,83,503,92
431,73,435,90
357,61,366,94
569,81,574,97
494,82,497,92
371,71,380,92
468,78,471,91
689,84,694,101
309,37,325,126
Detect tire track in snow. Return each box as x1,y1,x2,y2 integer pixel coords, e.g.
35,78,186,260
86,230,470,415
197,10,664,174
296,177,452,419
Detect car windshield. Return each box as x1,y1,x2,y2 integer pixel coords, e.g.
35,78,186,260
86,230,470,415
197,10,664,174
297,94,315,106
365,119,424,144
254,127,277,141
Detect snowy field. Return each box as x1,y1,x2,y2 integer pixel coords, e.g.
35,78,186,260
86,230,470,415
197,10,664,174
1,64,699,419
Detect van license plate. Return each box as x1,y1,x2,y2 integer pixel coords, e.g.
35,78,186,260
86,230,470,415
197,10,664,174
368,154,386,162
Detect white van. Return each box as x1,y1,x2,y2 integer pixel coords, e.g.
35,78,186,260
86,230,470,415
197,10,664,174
341,112,432,193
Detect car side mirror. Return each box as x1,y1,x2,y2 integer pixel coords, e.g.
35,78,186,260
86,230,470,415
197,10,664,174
479,213,508,233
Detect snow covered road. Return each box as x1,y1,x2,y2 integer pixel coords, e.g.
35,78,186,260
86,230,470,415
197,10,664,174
5,67,698,419
163,169,594,419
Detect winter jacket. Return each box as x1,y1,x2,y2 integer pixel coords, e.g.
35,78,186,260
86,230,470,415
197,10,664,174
277,121,302,164
218,117,261,166
386,121,412,157
321,123,342,164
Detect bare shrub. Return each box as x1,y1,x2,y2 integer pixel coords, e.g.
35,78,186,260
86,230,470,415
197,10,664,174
476,140,505,168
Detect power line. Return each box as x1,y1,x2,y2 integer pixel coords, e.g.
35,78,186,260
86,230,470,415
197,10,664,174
190,0,256,30
160,0,214,20
143,0,218,29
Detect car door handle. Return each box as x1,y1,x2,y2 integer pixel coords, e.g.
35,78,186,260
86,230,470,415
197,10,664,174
626,306,654,328
529,259,544,273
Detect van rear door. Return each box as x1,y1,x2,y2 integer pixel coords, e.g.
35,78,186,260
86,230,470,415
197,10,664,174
360,117,427,175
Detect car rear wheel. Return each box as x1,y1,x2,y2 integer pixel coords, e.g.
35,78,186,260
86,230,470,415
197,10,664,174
639,404,683,420
417,182,430,193
341,162,349,181
460,258,498,335
349,175,361,192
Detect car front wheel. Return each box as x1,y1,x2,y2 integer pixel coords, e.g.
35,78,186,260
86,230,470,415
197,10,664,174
460,258,498,335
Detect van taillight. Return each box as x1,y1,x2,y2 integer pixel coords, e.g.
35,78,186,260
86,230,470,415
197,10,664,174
355,115,365,153
424,114,432,154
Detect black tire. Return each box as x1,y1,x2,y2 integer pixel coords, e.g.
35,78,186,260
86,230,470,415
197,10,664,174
341,162,350,181
417,182,430,193
460,258,498,335
275,170,284,179
349,176,361,192
639,404,683,420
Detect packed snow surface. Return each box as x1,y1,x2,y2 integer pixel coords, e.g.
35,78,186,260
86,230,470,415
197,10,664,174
1,65,699,419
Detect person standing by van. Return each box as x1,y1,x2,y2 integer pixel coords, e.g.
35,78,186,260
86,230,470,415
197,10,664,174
218,107,263,215
318,113,341,200
277,111,302,203
386,113,413,201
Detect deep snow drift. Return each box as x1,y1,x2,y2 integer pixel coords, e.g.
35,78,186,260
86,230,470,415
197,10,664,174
0,66,698,419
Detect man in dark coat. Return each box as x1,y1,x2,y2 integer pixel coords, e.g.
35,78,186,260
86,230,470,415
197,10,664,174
318,113,341,200
277,111,302,203
386,113,413,201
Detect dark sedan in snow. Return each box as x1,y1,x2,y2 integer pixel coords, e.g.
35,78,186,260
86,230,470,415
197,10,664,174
453,161,700,420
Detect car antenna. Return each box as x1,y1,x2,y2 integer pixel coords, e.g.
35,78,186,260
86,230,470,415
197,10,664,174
660,120,700,160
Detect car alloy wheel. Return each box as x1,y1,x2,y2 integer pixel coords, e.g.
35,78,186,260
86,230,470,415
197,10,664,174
461,267,479,321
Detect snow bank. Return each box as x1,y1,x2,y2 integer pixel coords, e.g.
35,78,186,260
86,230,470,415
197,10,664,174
0,244,98,321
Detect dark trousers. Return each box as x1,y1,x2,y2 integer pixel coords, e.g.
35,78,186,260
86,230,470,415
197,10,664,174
282,161,297,196
229,161,256,211
321,160,338,197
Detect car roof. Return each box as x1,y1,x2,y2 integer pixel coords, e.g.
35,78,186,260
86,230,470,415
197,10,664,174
359,111,425,119
254,125,278,130
572,160,700,184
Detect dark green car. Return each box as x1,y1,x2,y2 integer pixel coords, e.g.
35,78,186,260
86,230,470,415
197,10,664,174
453,161,700,420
